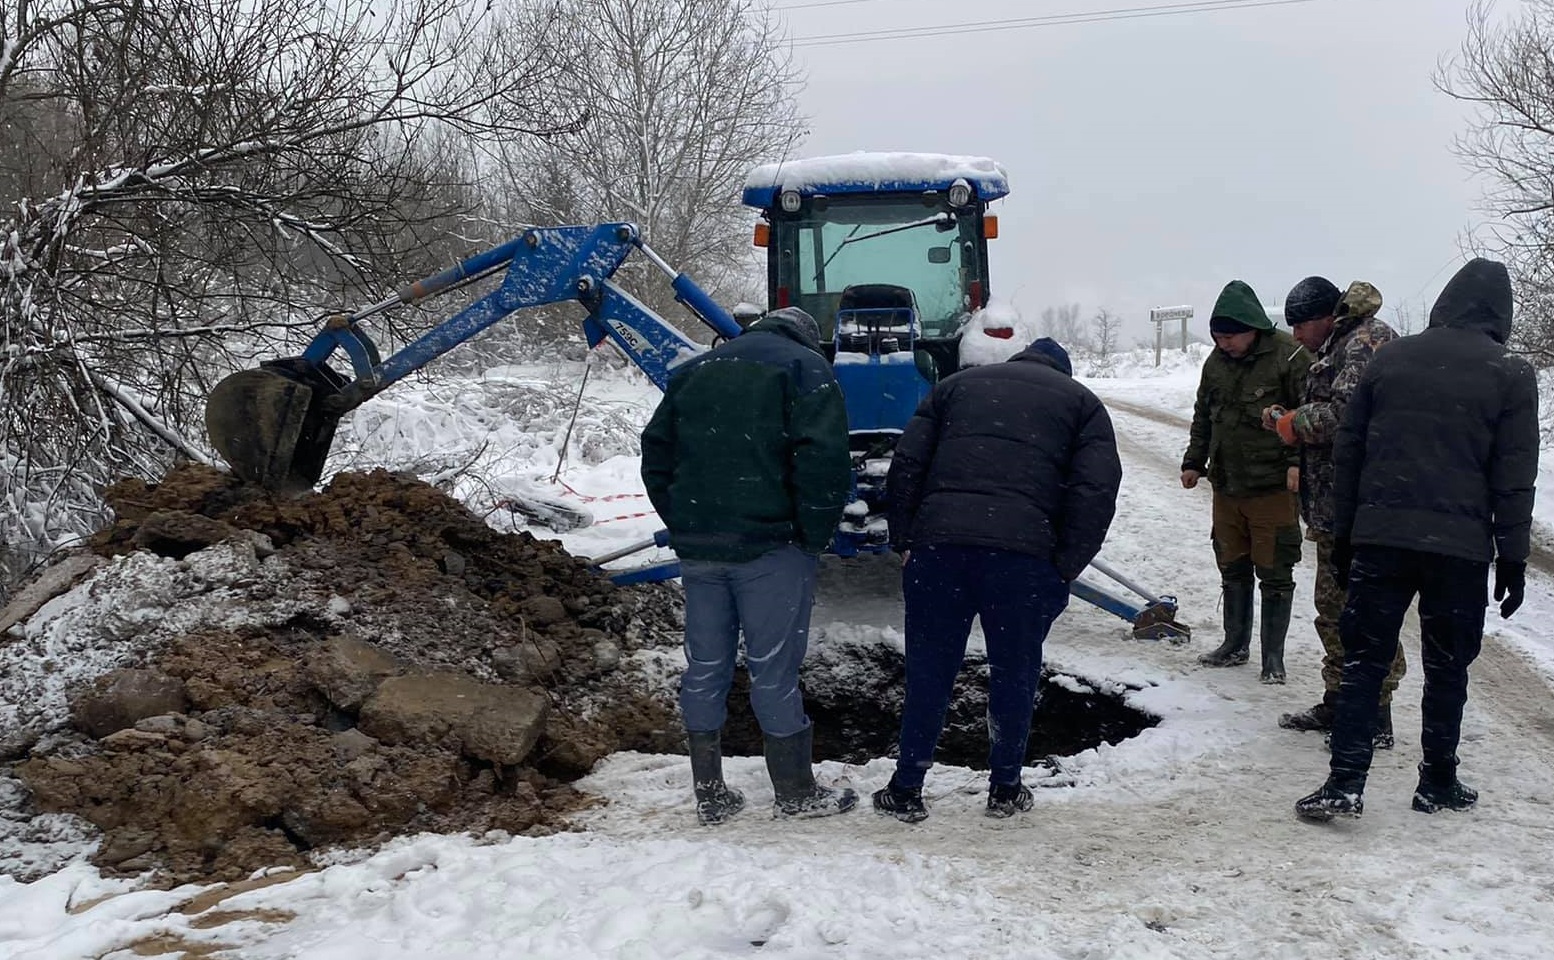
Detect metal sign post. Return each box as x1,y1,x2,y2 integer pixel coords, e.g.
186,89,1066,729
1149,305,1194,366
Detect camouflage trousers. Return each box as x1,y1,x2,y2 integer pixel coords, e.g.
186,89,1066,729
1312,530,1406,703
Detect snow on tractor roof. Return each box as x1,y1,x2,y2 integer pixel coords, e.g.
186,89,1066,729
741,152,1010,208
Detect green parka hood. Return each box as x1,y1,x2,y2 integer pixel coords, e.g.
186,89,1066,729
1211,280,1275,332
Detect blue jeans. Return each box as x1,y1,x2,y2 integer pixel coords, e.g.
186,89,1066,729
893,545,1070,789
679,545,819,738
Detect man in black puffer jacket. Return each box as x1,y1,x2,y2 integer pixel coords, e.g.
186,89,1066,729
1296,258,1539,822
874,337,1122,823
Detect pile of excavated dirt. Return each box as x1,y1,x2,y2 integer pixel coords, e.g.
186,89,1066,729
5,464,690,884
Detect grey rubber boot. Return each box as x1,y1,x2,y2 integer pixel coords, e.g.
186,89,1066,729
1259,589,1293,684
1199,577,1254,667
763,726,858,819
688,730,745,826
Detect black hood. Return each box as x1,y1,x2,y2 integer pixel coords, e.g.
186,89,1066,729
1428,258,1513,344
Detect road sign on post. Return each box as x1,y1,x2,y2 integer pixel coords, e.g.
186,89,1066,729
1150,305,1194,367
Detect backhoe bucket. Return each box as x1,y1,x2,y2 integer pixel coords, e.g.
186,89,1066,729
205,358,347,492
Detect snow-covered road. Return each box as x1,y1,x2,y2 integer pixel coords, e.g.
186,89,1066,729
4,357,1553,959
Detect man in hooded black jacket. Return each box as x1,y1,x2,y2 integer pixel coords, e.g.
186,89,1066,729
1296,258,1539,822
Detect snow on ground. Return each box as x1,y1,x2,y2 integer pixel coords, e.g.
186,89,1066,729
5,347,1554,958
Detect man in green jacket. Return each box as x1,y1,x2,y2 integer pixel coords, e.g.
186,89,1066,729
641,306,857,826
1181,280,1311,682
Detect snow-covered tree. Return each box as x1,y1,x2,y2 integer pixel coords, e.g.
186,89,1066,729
492,0,804,331
1438,0,1554,362
0,0,573,594
1040,303,1085,349
1089,308,1123,376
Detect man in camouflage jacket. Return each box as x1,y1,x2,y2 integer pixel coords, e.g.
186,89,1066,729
1181,280,1310,683
1262,278,1404,744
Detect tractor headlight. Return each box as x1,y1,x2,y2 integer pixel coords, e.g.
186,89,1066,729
947,179,972,208
779,189,802,213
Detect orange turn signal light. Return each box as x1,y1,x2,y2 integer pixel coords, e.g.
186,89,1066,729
753,223,770,247
983,215,999,240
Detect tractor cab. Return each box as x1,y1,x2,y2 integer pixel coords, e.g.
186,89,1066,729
742,152,1007,389
742,153,1008,554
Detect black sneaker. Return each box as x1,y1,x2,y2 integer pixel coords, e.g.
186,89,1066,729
871,784,928,823
1294,780,1364,822
1412,778,1478,814
985,782,1035,819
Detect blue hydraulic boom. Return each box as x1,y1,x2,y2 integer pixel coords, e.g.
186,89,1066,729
205,214,1189,642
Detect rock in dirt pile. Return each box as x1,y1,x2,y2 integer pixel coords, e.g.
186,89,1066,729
0,464,689,884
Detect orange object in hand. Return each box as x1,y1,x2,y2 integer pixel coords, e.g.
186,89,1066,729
1275,410,1299,445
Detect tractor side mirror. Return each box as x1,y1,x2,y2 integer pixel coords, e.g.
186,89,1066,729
927,246,952,264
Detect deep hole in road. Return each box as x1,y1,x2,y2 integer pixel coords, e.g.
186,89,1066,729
713,640,1159,771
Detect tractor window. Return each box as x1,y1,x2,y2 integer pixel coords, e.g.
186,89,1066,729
777,199,983,341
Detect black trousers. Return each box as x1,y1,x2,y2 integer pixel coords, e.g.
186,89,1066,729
1328,545,1488,787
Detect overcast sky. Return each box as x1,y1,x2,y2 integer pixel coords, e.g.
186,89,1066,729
774,0,1500,345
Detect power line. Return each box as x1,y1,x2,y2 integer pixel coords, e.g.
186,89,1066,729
790,0,1322,47
771,0,907,10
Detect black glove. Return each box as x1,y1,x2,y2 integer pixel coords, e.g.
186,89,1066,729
1494,559,1526,619
1330,537,1353,592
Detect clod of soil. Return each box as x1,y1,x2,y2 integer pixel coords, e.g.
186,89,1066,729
13,463,685,884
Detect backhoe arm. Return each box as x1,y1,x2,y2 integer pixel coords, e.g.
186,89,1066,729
205,222,741,491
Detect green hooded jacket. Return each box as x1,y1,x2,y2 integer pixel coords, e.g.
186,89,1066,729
1182,281,1311,497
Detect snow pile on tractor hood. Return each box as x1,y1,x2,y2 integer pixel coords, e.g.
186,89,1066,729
743,151,1009,197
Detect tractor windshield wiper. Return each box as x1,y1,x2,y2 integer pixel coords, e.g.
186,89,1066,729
813,213,955,284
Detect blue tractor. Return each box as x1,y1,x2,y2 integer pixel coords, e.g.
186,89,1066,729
741,153,1009,556
203,153,1188,641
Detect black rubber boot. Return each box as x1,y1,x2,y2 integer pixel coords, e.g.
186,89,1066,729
1373,703,1395,751
1295,774,1366,822
1199,576,1254,667
1258,589,1292,684
1321,701,1395,751
872,782,929,823
1413,757,1478,814
689,730,745,825
1279,690,1338,731
764,726,858,819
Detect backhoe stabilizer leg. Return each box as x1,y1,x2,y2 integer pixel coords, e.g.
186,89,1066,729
1070,578,1191,643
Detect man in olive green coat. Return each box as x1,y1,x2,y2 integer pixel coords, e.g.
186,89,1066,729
1181,280,1311,682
